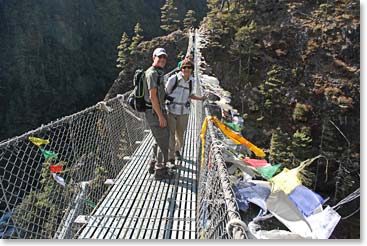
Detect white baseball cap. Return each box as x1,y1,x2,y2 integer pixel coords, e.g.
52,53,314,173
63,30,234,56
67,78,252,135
153,48,167,58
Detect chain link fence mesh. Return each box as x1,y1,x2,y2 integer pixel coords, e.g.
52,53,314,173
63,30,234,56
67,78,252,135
0,96,148,239
194,29,247,239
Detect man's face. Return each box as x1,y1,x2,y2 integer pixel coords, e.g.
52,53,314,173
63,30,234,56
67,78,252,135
153,54,167,68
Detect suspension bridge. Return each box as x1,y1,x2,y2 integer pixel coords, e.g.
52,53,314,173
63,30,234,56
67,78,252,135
0,29,358,240
0,29,246,239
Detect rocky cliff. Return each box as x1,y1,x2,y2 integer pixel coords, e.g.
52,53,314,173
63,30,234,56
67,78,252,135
199,0,359,238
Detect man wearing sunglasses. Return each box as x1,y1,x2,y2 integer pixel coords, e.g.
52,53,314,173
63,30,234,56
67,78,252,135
144,47,174,180
165,59,206,166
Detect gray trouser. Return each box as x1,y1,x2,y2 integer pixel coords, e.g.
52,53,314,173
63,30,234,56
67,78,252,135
145,109,170,166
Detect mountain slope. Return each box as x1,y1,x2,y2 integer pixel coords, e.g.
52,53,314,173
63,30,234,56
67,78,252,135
199,0,359,238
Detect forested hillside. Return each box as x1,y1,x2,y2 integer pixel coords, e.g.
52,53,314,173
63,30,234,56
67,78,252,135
0,0,207,141
0,0,360,239
199,0,359,238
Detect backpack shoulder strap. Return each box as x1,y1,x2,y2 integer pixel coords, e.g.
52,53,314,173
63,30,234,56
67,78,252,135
170,74,179,94
189,79,192,95
152,66,163,86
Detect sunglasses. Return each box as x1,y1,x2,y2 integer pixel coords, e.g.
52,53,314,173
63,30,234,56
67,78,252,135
157,55,167,59
182,66,193,70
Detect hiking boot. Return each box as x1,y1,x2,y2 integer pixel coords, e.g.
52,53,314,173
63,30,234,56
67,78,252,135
148,160,156,174
155,167,174,180
166,160,177,169
175,151,182,161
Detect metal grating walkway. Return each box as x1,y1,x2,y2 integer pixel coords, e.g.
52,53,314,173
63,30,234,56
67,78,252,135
78,101,200,239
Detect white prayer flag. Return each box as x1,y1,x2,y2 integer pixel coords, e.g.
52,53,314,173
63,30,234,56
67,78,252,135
52,173,66,187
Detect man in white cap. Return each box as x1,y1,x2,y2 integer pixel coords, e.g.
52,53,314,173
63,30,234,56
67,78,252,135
144,47,174,179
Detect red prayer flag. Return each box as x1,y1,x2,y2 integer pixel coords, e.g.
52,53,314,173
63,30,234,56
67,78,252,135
50,165,63,173
242,158,268,168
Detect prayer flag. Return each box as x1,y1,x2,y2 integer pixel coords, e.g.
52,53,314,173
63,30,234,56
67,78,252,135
234,182,271,213
29,137,49,147
256,164,282,179
270,168,301,194
224,121,241,132
243,158,268,168
40,147,58,160
210,117,266,157
0,212,12,223
50,165,63,173
306,206,341,239
288,185,324,217
84,199,96,208
200,117,209,168
52,173,65,186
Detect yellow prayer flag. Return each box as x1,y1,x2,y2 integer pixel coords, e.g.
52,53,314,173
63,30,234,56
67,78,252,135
29,137,49,147
200,117,209,168
269,168,301,194
269,156,323,194
210,117,265,157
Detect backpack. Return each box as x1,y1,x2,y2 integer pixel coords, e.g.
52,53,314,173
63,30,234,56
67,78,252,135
127,69,152,112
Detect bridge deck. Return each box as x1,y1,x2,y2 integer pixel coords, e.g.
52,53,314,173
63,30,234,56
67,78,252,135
78,103,200,239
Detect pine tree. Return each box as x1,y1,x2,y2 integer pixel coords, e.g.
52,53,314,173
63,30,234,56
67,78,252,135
183,10,197,30
116,32,130,68
269,127,293,166
160,0,180,33
292,103,312,122
292,127,313,161
258,65,289,118
207,0,220,12
230,20,257,80
13,159,71,238
129,23,144,56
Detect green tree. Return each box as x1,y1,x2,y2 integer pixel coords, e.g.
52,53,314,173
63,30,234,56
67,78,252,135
129,23,144,56
183,10,197,30
292,103,312,122
116,32,130,68
160,0,180,33
258,65,289,119
269,127,293,166
12,160,72,238
230,20,257,80
292,127,313,161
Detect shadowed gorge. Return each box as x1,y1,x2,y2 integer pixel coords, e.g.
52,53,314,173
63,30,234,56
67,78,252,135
0,0,207,141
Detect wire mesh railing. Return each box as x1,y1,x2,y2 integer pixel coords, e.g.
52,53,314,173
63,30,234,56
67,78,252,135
193,29,247,239
0,96,148,239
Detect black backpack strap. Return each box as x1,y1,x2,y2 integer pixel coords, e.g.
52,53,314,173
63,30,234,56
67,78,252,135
170,75,193,95
170,74,179,94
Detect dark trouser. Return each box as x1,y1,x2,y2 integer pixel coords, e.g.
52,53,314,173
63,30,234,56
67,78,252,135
145,109,170,167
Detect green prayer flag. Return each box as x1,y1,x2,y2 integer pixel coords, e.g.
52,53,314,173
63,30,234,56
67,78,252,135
40,147,58,160
256,163,282,179
84,199,96,208
224,121,241,132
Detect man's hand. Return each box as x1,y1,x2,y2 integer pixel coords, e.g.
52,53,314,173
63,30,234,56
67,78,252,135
158,115,167,128
149,87,167,128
